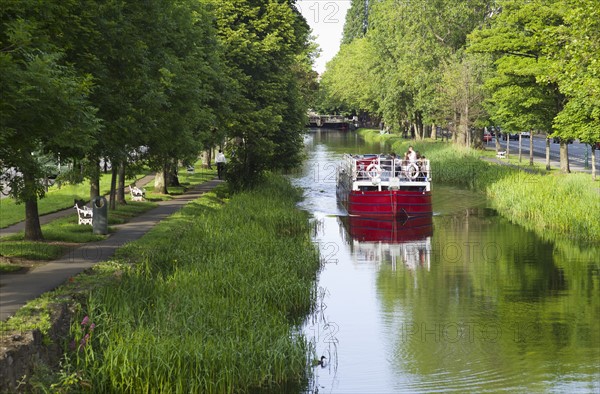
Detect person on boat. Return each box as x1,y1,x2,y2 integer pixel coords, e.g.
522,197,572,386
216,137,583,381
416,152,424,181
402,147,419,180
401,152,410,174
408,146,417,163
215,149,226,180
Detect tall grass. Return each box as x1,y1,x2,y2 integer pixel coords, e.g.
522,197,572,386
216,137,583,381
488,173,600,241
359,129,600,242
64,175,320,393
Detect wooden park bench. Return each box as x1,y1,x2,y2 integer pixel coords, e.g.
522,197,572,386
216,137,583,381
74,201,93,225
496,151,506,159
130,184,146,201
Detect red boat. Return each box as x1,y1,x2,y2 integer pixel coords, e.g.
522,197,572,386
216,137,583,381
342,215,433,243
336,153,432,217
340,215,433,270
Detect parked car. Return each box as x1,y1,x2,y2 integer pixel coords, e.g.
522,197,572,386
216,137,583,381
552,136,573,144
520,131,530,138
483,132,493,142
502,133,519,141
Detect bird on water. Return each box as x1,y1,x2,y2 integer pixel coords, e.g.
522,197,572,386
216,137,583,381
317,356,326,367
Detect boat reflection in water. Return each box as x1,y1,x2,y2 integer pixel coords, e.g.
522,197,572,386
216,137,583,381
339,215,433,271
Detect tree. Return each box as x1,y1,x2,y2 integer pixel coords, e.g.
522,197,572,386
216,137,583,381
341,0,370,45
323,0,493,140
468,0,570,171
544,0,600,179
212,0,314,190
439,51,491,148
318,37,379,116
134,0,223,194
0,9,99,240
38,0,155,206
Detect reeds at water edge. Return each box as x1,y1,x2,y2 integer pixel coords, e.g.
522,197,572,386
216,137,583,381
65,175,321,393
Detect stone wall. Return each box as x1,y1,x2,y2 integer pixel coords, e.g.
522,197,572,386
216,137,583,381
0,303,72,392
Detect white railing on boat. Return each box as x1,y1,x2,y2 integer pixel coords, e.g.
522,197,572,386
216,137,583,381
339,153,431,191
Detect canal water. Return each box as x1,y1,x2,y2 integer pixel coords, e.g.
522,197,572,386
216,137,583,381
292,129,600,393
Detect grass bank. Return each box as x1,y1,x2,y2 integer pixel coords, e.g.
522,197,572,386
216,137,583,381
20,175,320,392
360,129,600,243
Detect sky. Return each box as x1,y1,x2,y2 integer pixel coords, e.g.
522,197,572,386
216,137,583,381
296,0,352,75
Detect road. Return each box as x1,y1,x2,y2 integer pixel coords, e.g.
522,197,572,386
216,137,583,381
485,134,599,173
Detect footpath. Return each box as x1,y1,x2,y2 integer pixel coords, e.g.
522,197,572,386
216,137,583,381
0,176,222,322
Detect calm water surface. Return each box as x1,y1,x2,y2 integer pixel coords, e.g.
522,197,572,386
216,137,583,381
292,130,600,393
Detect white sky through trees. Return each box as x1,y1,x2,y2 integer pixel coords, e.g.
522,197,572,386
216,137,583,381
297,0,351,75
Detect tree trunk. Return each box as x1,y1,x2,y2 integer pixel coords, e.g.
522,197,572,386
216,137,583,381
464,103,470,148
459,120,467,146
154,166,168,194
495,130,501,152
545,138,551,170
205,148,213,169
24,199,43,241
474,128,483,149
416,112,423,139
529,131,534,166
90,176,100,201
506,138,510,158
117,161,126,205
89,156,100,201
452,112,458,144
169,159,181,186
109,166,117,210
431,123,437,140
23,171,43,241
518,134,522,163
592,146,597,181
559,141,570,173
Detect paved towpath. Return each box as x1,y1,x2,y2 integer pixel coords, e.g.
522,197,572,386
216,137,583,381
0,178,222,321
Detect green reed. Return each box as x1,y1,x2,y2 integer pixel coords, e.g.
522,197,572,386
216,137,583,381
65,175,319,393
488,172,600,242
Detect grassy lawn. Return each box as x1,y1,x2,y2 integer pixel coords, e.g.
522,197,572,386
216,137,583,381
142,166,217,200
0,202,159,272
0,165,216,272
0,171,151,229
